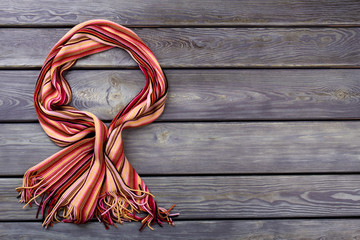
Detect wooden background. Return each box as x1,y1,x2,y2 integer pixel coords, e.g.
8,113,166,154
1,0,360,239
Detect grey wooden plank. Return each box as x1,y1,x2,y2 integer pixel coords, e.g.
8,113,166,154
2,122,360,175
1,28,360,68
1,0,360,27
1,220,360,239
2,69,360,121
5,175,360,220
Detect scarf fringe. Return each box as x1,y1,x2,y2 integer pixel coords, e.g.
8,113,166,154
17,173,178,230
97,193,177,230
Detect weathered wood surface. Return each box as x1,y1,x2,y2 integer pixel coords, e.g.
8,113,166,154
2,122,360,175
2,1,360,239
2,69,360,121
1,220,360,240
5,175,360,220
2,28,360,68
2,0,360,27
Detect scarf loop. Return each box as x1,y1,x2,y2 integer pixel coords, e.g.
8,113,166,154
16,19,176,230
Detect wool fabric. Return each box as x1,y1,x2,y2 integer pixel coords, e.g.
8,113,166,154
16,19,177,230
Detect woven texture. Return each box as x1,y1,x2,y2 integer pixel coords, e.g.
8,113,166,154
17,19,176,230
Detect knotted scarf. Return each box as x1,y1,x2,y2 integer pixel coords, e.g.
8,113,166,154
16,19,177,230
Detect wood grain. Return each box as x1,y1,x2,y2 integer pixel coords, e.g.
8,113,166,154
1,0,360,27
1,220,360,239
2,69,360,121
6,175,360,220
2,122,360,175
2,28,360,68
2,0,360,238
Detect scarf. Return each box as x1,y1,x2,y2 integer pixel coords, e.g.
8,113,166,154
16,19,177,230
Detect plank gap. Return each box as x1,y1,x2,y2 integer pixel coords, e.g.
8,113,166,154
2,24,360,29
3,119,360,125
3,66,360,70
6,172,360,179
2,216,360,223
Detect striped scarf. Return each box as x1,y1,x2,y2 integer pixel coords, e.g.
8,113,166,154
16,19,177,230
